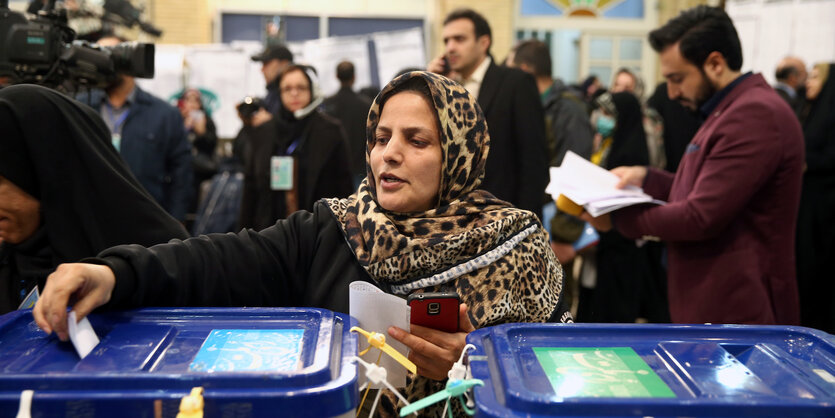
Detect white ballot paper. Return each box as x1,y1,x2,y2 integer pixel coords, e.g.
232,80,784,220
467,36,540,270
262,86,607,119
349,281,411,388
546,151,666,217
68,311,99,359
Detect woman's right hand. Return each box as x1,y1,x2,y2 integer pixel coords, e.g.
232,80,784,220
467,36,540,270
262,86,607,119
611,166,648,189
33,263,116,342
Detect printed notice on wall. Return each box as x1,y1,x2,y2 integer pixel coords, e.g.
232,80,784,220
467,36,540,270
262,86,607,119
533,347,676,398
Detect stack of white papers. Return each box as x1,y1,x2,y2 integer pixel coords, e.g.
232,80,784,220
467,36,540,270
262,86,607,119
349,281,411,388
546,152,666,217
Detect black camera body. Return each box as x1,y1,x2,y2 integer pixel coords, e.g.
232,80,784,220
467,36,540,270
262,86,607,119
0,1,154,89
236,96,266,120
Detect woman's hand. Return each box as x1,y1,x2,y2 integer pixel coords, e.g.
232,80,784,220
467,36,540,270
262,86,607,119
32,263,116,342
388,303,476,381
611,165,648,189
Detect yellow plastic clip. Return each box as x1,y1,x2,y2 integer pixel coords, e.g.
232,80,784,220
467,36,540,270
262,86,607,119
176,387,204,418
350,326,417,374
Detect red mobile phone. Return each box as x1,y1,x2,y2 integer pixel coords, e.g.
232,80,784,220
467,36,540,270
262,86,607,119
407,292,460,333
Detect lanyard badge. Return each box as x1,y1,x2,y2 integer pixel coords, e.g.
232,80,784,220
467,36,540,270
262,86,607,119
270,156,294,191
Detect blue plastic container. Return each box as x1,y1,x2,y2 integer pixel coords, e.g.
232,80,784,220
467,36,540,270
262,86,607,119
0,308,358,417
467,323,835,417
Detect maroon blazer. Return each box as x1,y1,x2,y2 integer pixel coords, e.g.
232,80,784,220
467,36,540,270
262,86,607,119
614,74,804,325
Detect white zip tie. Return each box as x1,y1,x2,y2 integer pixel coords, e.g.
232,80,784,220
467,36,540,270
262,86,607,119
349,357,416,417
449,344,478,410
448,344,476,381
16,390,33,418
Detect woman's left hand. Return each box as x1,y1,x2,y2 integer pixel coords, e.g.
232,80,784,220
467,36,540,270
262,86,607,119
388,303,476,381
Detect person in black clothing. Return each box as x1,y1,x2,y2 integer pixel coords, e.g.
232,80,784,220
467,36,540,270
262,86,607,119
34,71,570,417
231,45,295,176
646,82,701,173
238,65,354,230
774,56,807,115
577,92,669,323
177,88,218,214
0,84,188,314
795,62,835,334
428,9,548,219
250,44,293,120
323,61,373,187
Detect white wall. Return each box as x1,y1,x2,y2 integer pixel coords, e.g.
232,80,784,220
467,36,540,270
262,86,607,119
727,0,835,85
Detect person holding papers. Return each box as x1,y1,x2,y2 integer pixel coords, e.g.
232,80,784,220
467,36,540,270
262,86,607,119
576,92,669,323
34,72,571,417
581,7,804,326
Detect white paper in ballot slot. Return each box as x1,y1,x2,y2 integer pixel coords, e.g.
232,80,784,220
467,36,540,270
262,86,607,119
68,311,100,359
349,281,411,388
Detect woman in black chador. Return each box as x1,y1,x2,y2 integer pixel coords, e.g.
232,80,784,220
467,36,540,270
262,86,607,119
0,84,188,314
796,62,835,334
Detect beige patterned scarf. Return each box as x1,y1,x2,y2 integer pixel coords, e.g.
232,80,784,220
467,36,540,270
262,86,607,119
324,71,566,416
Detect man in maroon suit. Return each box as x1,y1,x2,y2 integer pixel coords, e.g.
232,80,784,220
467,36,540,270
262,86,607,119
584,6,803,325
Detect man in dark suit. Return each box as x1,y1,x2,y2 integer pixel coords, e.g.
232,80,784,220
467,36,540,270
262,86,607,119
584,6,804,325
323,61,372,187
78,36,192,222
428,9,548,219
773,56,807,115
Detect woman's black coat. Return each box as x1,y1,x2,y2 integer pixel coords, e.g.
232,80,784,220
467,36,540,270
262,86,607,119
239,111,354,230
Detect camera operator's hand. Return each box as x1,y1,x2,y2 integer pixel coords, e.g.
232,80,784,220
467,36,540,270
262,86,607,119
33,263,116,342
250,108,273,127
387,303,476,381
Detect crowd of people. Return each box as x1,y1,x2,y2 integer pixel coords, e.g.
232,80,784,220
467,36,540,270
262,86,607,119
0,5,832,416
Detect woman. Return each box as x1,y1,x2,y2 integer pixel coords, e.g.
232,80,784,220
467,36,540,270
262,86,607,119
0,84,189,314
34,72,569,416
796,62,835,334
239,65,353,230
177,88,219,214
578,92,669,324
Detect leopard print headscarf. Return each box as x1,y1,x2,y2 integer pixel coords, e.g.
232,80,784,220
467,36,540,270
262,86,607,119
325,71,567,416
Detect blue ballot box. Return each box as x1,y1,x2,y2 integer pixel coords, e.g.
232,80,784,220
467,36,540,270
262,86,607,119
0,308,358,418
467,323,835,417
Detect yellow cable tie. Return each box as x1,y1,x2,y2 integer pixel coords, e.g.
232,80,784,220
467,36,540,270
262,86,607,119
350,326,417,374
176,387,204,418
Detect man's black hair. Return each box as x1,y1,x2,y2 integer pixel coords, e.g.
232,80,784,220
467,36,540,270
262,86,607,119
513,39,551,78
775,65,798,82
648,5,742,71
336,61,354,83
444,8,492,53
